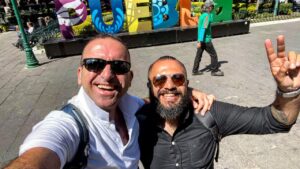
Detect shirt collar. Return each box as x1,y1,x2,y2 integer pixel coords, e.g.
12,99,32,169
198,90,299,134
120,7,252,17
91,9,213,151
72,87,140,127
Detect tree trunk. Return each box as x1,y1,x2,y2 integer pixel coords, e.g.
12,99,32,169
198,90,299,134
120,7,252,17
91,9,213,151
256,0,260,13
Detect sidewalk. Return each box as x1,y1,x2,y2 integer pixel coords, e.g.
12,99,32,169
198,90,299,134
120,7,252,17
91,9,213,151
0,19,300,168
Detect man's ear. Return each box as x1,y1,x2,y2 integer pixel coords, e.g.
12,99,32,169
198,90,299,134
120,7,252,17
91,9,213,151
128,71,134,87
130,71,134,80
147,82,150,88
77,67,82,85
147,80,152,89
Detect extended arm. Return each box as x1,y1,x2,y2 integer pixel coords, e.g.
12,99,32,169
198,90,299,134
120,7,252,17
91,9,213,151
4,147,60,169
265,35,300,125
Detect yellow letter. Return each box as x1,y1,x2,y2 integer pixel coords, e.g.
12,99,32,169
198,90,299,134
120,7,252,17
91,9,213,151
124,0,152,33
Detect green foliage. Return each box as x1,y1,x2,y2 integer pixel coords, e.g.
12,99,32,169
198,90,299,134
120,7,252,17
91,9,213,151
72,15,96,36
102,12,113,23
0,24,8,32
279,3,293,15
256,12,273,19
239,7,248,19
191,2,204,17
262,3,272,9
247,5,257,18
193,6,202,13
238,3,246,8
248,3,256,9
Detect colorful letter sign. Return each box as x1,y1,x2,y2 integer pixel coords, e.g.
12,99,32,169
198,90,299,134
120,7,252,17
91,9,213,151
55,0,87,39
179,0,198,27
54,0,234,39
88,0,124,33
124,0,152,33
213,0,232,22
152,0,179,29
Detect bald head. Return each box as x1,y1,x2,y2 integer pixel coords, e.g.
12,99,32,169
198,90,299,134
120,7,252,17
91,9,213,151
82,34,130,63
148,56,187,79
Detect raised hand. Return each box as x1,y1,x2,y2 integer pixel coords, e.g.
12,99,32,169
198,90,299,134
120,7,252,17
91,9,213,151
265,35,300,92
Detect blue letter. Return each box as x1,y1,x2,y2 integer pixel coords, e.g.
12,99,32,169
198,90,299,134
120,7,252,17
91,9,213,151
88,0,124,33
152,0,179,29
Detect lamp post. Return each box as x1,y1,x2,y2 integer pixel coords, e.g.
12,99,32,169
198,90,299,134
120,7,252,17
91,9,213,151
274,0,279,16
10,0,39,68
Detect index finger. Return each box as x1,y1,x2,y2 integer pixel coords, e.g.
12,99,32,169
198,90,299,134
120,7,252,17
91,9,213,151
265,39,276,63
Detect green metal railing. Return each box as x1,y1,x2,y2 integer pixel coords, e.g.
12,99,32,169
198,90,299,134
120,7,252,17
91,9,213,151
28,20,60,45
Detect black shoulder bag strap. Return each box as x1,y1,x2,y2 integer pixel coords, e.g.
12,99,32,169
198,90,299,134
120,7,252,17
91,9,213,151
195,111,221,162
61,103,89,169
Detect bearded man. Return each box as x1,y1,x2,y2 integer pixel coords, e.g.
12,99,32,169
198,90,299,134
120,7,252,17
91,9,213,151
137,36,300,169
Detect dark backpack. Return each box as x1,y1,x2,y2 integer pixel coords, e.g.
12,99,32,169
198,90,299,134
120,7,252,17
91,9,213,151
195,111,221,162
61,104,89,169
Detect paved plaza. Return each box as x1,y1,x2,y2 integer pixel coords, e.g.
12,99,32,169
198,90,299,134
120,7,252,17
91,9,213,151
0,19,300,168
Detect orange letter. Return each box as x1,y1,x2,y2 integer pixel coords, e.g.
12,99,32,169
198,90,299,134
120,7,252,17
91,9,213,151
179,0,198,28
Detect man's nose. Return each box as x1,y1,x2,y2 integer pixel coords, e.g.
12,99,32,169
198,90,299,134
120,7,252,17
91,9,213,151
100,64,114,80
163,77,176,89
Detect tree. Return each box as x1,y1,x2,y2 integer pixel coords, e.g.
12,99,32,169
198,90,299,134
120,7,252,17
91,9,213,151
256,0,260,13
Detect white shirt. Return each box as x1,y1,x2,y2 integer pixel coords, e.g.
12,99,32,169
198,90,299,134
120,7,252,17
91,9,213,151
19,87,144,169
27,27,34,34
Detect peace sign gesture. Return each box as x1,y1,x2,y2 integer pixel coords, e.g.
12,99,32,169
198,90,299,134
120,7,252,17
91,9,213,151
265,35,300,92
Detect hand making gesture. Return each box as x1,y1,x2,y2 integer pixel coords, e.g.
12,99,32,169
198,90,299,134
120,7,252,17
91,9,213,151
265,35,300,93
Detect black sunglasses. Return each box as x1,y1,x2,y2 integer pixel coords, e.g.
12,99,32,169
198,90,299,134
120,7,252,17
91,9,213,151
81,58,131,74
152,73,186,88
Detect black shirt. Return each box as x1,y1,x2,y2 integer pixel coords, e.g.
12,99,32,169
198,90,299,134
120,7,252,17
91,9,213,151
136,101,292,169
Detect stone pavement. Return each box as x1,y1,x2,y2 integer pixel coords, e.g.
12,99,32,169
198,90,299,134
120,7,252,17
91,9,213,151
0,19,300,168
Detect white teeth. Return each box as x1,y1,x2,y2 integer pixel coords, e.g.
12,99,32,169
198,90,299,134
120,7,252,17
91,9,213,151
97,84,114,90
164,94,175,97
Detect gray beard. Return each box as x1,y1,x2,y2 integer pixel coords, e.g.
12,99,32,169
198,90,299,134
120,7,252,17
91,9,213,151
155,93,189,121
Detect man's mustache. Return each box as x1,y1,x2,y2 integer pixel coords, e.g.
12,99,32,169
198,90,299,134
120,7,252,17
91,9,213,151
158,89,182,97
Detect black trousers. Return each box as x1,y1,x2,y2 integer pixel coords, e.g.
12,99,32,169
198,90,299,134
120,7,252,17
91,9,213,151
192,42,219,72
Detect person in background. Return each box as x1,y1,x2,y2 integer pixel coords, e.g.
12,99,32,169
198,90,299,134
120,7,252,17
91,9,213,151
12,25,23,50
26,22,34,34
44,16,53,26
192,0,224,76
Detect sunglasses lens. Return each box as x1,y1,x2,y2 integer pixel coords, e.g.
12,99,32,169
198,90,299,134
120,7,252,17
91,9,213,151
83,58,131,74
153,75,167,88
110,61,131,74
172,74,185,86
152,74,185,88
83,59,106,72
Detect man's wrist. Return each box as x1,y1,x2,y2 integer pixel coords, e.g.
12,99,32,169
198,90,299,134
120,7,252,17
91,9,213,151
270,105,290,125
276,87,300,98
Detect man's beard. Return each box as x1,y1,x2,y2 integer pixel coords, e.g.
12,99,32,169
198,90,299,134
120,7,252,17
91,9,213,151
149,88,189,121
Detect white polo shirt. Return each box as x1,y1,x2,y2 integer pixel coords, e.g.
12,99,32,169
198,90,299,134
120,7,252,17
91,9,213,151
19,87,144,169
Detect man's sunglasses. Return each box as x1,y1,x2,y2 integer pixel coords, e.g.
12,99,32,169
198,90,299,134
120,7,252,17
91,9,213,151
81,58,131,74
152,73,186,88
